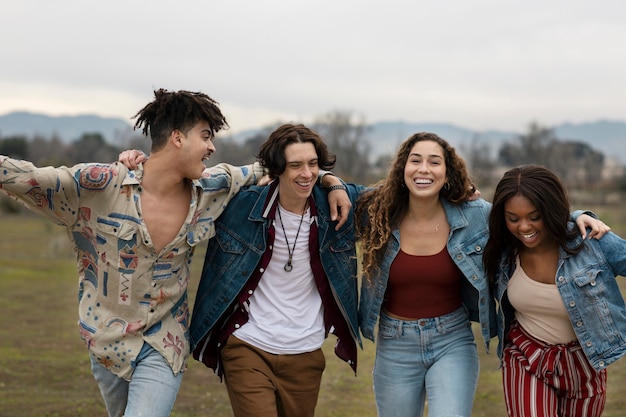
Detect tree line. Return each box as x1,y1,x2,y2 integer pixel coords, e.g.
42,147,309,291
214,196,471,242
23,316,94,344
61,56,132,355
1,111,625,214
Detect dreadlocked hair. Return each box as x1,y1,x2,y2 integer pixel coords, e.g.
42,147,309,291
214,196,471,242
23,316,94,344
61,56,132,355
355,132,476,284
132,88,228,151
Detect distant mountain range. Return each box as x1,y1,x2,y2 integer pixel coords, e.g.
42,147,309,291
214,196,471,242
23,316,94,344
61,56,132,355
0,111,133,145
231,119,626,164
1,111,625,164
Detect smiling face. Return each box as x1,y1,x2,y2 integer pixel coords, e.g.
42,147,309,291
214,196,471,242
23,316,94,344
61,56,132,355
181,120,216,179
504,194,556,252
277,142,319,213
403,140,447,200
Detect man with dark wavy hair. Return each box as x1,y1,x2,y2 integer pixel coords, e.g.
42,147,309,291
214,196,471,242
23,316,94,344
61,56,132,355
189,123,362,417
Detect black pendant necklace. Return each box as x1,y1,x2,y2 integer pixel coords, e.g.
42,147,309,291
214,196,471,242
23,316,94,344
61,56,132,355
277,202,307,272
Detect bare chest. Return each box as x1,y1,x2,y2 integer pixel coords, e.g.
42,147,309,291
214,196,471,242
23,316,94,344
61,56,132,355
140,192,191,253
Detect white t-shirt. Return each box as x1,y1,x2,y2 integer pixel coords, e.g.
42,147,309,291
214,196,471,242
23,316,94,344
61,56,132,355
233,204,325,354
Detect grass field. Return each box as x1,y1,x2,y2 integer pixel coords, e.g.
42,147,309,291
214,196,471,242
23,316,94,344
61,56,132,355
1,212,625,417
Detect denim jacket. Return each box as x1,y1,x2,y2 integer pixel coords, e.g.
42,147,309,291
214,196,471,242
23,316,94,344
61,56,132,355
189,181,364,373
494,220,626,371
359,198,497,352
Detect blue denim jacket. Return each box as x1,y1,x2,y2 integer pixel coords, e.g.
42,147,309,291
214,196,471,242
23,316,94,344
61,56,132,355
494,221,626,371
189,181,364,370
358,198,497,352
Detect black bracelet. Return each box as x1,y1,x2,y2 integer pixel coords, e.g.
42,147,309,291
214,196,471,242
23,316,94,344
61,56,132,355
327,184,347,192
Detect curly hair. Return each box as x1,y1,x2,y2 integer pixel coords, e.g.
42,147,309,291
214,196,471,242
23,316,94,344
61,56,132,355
483,164,583,285
257,124,336,178
355,132,475,283
132,88,228,152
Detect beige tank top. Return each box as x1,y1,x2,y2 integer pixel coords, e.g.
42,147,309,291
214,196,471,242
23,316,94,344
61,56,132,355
507,256,577,344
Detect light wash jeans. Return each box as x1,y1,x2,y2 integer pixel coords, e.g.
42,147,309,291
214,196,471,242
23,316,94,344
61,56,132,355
373,306,479,417
90,343,184,417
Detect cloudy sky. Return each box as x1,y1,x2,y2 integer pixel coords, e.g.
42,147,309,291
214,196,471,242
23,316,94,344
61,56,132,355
1,0,625,134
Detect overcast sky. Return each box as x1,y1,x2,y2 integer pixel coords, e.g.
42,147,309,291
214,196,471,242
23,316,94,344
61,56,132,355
1,0,625,134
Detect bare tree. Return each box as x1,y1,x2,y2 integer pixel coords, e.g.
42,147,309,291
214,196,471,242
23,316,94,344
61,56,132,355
67,133,120,163
545,140,604,189
498,122,556,167
459,134,497,188
312,110,373,183
211,125,279,166
498,122,605,189
0,135,29,159
29,135,70,166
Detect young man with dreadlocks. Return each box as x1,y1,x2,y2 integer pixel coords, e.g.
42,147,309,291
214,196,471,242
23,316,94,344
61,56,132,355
0,89,268,417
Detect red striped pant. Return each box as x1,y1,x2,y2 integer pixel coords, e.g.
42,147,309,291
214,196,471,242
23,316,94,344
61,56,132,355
502,321,606,417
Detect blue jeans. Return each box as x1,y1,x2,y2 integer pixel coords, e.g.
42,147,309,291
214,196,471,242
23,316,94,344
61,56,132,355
90,343,184,417
373,306,479,417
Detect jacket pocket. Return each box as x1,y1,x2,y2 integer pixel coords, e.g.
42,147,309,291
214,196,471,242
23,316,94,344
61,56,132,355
213,229,247,255
573,269,604,299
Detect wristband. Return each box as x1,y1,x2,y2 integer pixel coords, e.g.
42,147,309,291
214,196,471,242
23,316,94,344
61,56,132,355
327,184,347,192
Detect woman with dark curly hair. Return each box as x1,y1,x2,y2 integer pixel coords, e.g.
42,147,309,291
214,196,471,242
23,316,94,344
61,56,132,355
356,133,606,417
483,164,626,417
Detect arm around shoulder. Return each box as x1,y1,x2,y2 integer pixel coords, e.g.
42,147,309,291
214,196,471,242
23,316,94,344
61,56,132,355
596,230,626,277
200,161,266,192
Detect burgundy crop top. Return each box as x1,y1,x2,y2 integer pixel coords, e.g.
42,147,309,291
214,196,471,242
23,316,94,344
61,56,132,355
383,246,463,319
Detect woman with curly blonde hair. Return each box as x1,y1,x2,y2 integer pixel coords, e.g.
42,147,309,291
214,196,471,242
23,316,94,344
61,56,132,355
355,132,605,417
